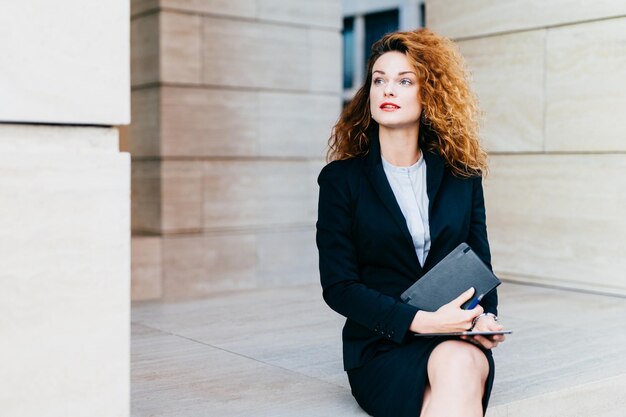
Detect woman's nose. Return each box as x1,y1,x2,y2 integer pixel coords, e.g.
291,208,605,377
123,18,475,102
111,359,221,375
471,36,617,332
384,85,395,97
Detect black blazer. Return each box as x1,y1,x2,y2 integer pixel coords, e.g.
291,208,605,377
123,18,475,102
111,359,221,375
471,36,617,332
316,129,498,371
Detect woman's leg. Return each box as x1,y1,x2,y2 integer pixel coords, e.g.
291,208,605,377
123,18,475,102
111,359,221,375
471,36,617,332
420,340,489,417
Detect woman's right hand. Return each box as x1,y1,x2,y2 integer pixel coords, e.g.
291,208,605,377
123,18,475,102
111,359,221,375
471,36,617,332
409,288,483,334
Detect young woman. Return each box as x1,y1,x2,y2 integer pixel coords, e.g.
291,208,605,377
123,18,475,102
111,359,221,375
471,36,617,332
316,28,506,417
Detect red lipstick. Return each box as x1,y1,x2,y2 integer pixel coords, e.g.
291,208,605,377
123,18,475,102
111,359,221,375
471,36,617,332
380,102,401,111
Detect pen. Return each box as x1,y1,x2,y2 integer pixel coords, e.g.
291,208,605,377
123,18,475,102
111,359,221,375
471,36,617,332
466,293,484,310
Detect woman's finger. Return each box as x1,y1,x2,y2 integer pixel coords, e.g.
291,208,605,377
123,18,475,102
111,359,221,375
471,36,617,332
473,335,494,349
462,335,487,348
491,334,505,342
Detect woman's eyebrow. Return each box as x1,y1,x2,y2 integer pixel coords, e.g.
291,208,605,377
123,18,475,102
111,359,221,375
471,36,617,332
372,70,416,76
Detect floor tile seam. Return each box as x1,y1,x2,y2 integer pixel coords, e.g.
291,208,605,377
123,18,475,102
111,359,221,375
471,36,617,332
132,321,351,390
131,321,170,334
499,277,626,299
133,318,340,336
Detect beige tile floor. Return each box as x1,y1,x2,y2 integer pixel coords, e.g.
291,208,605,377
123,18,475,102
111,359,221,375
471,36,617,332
131,282,626,417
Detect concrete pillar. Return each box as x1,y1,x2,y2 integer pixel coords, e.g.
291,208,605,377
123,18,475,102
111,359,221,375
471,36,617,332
400,0,421,30
0,1,130,416
130,0,343,300
353,14,366,88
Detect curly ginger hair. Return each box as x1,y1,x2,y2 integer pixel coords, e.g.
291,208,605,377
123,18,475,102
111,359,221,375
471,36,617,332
327,28,488,177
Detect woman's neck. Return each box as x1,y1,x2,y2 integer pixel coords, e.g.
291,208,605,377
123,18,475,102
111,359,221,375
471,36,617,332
378,124,421,167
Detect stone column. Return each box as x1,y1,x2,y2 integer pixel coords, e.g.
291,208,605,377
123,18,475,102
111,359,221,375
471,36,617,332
130,0,343,300
0,2,130,417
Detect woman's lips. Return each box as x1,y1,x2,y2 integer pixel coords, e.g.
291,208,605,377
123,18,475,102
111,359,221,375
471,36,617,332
380,102,400,111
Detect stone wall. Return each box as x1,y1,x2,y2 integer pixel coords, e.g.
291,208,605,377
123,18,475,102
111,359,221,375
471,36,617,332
427,0,626,295
130,0,343,299
0,1,130,416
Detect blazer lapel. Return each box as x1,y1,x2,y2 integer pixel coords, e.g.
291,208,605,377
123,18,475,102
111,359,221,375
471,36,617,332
422,147,445,264
364,131,422,271
422,149,444,221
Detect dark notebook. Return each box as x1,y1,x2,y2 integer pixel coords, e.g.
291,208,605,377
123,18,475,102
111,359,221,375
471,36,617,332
400,243,501,311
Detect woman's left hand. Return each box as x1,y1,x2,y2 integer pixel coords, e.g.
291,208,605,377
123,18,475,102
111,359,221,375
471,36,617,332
460,315,506,350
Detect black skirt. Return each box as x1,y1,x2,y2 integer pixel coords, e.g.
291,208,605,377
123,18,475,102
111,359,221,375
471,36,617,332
346,337,495,417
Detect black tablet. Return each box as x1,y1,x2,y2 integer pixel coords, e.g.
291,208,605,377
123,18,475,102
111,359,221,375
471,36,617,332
413,330,512,337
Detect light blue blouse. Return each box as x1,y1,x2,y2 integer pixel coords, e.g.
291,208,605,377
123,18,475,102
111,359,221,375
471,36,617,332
381,153,431,266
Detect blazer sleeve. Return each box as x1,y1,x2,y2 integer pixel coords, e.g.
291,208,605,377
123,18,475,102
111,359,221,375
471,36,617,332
316,162,419,344
467,176,498,315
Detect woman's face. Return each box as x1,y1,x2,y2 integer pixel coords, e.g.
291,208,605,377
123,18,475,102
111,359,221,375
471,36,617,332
369,51,422,130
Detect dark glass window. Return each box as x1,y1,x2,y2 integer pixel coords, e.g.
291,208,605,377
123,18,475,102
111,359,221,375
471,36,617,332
364,9,399,69
342,17,354,89
420,2,426,28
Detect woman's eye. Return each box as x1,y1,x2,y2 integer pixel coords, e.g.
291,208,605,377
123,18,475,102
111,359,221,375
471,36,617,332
373,78,384,85
400,79,413,85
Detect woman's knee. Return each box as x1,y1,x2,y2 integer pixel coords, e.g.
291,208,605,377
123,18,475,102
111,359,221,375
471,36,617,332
427,340,489,385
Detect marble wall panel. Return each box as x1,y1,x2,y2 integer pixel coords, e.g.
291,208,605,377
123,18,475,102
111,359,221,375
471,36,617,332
458,30,545,152
484,154,626,295
160,11,203,84
160,87,339,158
142,0,341,28
202,160,319,230
162,232,257,298
161,226,319,298
131,13,159,87
132,160,162,234
160,86,258,157
0,148,129,416
202,17,308,90
160,0,257,18
162,160,204,233
0,124,119,153
132,235,163,300
130,88,160,157
545,18,626,152
427,0,626,39
0,1,129,124
258,0,342,29
257,91,339,158
131,0,158,17
309,29,343,94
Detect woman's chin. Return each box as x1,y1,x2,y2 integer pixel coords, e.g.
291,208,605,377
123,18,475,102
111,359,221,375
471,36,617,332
377,120,420,130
